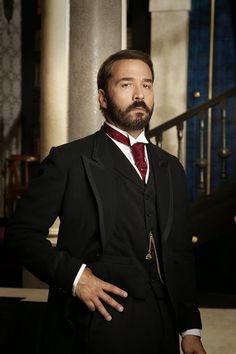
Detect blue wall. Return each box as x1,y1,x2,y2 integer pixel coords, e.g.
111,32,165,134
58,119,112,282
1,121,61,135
187,0,236,200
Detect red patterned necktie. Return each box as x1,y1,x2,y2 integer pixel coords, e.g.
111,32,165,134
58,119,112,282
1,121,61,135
103,123,147,181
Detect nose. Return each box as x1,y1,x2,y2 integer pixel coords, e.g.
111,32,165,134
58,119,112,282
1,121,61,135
133,84,144,101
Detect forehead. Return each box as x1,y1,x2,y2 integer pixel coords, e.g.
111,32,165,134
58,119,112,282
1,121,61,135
109,59,153,80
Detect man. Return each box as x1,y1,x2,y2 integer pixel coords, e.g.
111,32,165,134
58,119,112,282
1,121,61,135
5,50,206,354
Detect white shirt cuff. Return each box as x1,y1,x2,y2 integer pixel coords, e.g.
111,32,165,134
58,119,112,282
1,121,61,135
181,329,201,337
72,263,87,296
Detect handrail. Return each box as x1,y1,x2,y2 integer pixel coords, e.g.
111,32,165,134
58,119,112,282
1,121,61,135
148,86,236,139
148,86,236,197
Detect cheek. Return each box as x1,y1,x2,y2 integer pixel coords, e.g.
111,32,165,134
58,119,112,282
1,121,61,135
111,92,131,107
146,93,154,108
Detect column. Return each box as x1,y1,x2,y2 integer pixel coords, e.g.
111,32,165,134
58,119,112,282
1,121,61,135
68,0,126,141
149,0,191,164
40,0,70,160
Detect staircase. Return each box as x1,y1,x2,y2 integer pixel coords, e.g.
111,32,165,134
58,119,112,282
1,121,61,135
148,87,236,298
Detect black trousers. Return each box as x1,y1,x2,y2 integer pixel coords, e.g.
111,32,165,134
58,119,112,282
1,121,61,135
73,285,179,354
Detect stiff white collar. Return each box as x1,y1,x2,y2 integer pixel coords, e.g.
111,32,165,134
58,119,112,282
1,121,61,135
105,121,149,146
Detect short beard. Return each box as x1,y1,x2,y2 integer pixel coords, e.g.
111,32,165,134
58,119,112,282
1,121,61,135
102,95,153,132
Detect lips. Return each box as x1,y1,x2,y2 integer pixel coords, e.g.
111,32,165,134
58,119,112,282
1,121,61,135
130,106,147,113
132,106,146,111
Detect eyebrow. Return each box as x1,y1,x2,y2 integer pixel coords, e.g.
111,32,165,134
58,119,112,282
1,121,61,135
117,77,153,83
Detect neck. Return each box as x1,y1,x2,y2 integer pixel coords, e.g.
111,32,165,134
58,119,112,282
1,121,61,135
128,130,144,139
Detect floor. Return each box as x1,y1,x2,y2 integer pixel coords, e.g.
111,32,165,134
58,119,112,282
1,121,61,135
199,307,236,354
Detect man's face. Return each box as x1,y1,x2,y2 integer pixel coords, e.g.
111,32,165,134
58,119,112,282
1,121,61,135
99,59,154,132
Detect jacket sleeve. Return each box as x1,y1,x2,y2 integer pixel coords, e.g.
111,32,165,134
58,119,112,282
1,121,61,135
4,147,83,293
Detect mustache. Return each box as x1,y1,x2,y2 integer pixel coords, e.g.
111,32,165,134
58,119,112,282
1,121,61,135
125,100,151,113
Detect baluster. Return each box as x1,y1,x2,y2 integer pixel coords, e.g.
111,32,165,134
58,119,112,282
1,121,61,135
218,100,231,181
156,132,163,148
195,111,207,196
177,122,184,163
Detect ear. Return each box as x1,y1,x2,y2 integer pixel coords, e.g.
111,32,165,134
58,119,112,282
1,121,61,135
98,89,107,109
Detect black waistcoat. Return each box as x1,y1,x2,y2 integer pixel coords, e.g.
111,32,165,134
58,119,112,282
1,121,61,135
89,140,165,299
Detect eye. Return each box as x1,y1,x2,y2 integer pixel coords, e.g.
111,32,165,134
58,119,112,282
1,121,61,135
121,82,132,88
143,83,152,89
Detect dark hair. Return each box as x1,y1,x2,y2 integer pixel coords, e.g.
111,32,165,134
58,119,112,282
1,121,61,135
97,49,154,94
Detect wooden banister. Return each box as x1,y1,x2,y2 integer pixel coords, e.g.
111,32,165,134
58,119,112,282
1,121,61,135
148,86,236,198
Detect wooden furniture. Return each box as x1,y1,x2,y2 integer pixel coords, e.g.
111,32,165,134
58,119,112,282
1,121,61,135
4,154,39,216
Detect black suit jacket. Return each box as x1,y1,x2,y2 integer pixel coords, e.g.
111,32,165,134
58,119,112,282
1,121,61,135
5,128,201,341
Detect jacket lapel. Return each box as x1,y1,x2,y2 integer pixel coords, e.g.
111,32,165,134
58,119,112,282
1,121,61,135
147,144,174,243
110,144,144,187
82,130,174,249
82,130,117,251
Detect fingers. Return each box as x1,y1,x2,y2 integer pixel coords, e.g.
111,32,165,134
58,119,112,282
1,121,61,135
93,297,113,321
83,293,123,321
93,291,125,321
85,299,96,312
75,268,128,321
101,291,124,313
101,279,128,299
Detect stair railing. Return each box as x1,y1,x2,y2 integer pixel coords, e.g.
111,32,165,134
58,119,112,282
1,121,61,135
148,86,236,196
